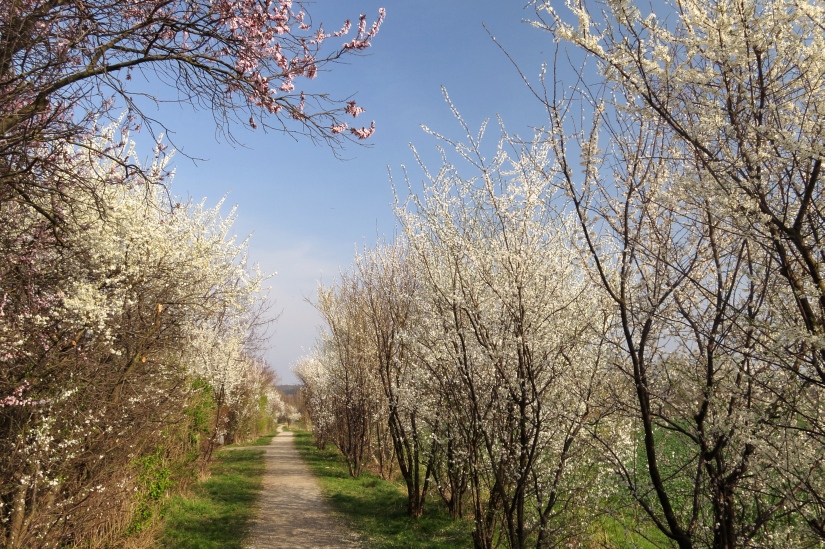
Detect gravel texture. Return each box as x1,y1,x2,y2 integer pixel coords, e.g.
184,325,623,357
245,430,361,549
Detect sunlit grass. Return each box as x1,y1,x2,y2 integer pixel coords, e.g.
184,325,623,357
224,432,278,447
293,430,473,549
156,448,266,548
591,513,674,549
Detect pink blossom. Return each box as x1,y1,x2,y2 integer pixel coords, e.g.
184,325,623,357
331,122,348,134
350,121,375,139
343,39,370,51
313,26,328,44
345,101,365,118
356,14,367,37
343,9,384,50
0,380,48,408
334,19,352,37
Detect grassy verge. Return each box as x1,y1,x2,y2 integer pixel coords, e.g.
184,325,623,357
224,432,279,447
156,447,267,548
592,514,673,549
293,430,473,549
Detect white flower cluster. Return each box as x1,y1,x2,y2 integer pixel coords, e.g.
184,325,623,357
0,124,272,545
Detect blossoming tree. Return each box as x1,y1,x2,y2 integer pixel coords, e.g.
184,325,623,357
525,0,825,545
395,110,617,548
0,0,384,225
0,131,270,546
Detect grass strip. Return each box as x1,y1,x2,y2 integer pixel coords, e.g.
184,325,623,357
157,448,266,548
293,430,473,549
224,432,278,447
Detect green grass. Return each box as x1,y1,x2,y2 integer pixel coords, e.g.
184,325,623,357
292,430,675,549
156,448,266,548
593,513,674,549
293,430,474,549
224,432,278,447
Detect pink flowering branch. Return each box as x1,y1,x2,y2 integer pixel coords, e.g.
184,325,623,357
345,101,366,117
0,381,48,408
0,0,387,226
343,8,386,50
350,121,376,140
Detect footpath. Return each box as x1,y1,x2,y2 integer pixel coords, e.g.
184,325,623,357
245,430,361,549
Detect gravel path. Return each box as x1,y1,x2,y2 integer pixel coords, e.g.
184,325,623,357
245,430,361,549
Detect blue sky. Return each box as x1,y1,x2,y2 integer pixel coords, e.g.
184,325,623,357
149,1,568,383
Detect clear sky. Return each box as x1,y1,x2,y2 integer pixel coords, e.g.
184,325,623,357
147,1,569,384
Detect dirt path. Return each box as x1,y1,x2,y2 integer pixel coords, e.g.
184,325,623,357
245,430,361,549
